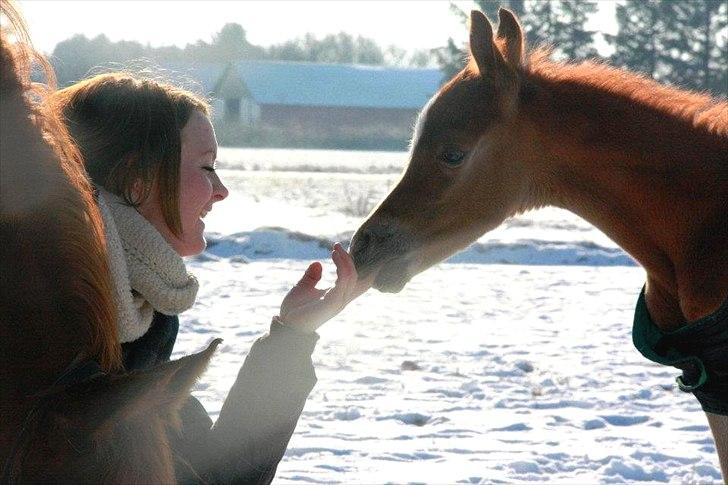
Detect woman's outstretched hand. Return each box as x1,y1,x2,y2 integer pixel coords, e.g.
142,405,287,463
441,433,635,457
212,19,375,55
279,242,371,333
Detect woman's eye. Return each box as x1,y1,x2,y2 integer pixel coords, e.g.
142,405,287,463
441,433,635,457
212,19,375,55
202,166,216,173
439,148,466,167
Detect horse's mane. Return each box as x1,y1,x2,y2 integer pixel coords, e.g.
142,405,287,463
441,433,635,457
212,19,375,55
0,0,121,372
524,49,728,138
464,39,727,139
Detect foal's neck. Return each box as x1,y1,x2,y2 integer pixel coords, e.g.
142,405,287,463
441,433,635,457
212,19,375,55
525,67,728,329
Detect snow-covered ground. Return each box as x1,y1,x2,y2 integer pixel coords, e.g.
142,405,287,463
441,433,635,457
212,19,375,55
178,147,721,484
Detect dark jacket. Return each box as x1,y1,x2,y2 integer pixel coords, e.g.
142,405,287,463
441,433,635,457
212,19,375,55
122,312,319,484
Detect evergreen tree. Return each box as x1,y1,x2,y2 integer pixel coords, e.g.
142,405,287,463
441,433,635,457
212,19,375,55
659,1,703,90
449,1,525,24
698,0,727,95
521,0,598,60
432,37,465,80
409,48,436,68
437,0,530,80
475,0,525,22
559,0,599,60
706,0,728,96
606,0,662,78
436,0,598,80
660,0,727,96
608,0,727,97
509,0,525,17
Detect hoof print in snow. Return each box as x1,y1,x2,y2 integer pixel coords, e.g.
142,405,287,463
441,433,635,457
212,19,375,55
515,360,534,373
401,360,421,371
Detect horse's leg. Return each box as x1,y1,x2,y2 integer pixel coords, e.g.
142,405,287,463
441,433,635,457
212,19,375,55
707,412,728,482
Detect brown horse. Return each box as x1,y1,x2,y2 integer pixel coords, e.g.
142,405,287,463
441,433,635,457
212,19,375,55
351,9,728,478
0,1,217,482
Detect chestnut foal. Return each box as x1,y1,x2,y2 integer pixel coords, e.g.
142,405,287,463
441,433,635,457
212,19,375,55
351,9,728,478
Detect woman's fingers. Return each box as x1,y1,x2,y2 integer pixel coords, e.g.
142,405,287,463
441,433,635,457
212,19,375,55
333,243,352,278
297,243,365,306
297,261,322,288
333,243,358,296
282,244,371,331
318,246,349,307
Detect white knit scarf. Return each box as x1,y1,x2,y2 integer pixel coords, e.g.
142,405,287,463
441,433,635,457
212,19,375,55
97,188,199,343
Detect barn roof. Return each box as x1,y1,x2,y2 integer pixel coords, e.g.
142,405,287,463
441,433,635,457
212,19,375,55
162,60,443,110
157,62,226,99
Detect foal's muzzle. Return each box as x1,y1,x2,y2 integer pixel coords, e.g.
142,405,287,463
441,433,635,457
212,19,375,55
350,219,414,293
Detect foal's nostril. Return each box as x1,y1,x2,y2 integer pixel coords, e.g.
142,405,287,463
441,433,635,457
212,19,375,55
353,223,395,252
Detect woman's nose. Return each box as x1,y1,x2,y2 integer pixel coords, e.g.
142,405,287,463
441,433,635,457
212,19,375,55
213,175,229,202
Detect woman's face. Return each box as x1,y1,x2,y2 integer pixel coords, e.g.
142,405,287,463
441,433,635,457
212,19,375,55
138,110,229,257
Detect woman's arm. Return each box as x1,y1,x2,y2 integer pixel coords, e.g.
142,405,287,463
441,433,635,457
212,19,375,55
195,320,319,484
174,244,370,484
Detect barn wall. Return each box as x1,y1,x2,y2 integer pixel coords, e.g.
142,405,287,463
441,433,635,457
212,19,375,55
259,105,419,139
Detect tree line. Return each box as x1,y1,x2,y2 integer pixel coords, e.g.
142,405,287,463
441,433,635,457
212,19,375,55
51,1,727,97
51,23,432,87
436,0,727,97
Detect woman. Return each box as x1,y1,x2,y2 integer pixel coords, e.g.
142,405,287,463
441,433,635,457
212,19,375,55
51,73,370,483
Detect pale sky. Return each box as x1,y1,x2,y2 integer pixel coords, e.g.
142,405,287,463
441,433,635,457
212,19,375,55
18,0,617,56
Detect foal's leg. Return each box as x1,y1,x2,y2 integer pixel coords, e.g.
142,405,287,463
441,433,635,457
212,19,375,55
707,413,728,482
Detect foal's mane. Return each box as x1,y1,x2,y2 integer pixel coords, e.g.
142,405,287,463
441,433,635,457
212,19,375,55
464,38,727,140
0,0,121,372
523,49,728,138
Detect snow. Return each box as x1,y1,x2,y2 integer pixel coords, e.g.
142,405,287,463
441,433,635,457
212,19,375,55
177,147,721,484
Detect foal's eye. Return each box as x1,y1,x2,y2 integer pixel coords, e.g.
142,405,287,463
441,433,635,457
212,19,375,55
439,148,466,167
202,166,216,173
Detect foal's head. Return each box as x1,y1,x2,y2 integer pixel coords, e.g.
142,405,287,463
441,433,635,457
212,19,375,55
351,10,535,292
7,340,220,484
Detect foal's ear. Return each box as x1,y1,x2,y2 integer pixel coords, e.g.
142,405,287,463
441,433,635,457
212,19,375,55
71,339,221,435
497,8,524,67
469,10,506,78
153,337,222,402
